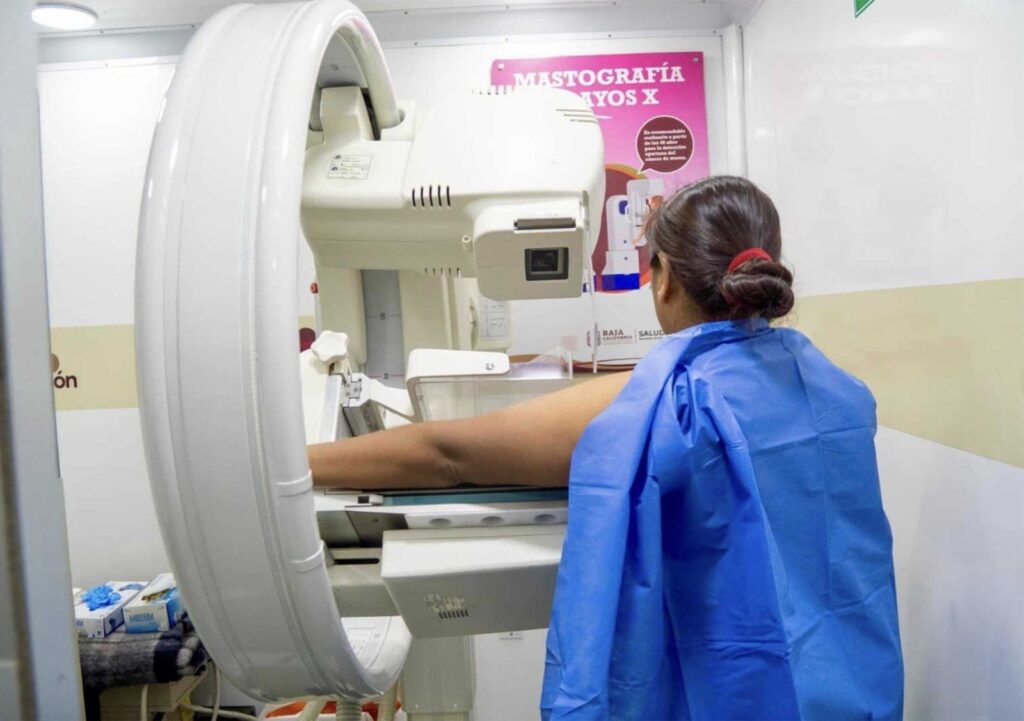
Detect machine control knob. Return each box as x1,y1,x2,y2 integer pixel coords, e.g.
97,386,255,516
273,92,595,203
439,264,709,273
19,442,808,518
311,330,350,367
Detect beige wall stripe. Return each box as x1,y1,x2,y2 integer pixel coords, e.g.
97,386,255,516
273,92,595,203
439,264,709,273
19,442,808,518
50,318,319,412
50,285,1022,470
49,324,138,411
794,278,1024,468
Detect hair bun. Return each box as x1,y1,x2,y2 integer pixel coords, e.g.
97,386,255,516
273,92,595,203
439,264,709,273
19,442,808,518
719,259,794,320
646,176,794,321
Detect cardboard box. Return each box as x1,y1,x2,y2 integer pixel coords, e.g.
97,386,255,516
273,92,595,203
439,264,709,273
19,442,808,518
74,581,146,639
123,574,184,634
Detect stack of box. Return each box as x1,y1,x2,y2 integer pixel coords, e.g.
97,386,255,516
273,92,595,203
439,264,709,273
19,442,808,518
123,573,184,634
74,581,146,638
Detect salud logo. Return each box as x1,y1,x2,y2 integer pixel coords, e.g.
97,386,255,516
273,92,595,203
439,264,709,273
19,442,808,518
50,353,79,391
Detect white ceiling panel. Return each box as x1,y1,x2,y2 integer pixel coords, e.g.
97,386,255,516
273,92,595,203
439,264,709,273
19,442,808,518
37,0,764,34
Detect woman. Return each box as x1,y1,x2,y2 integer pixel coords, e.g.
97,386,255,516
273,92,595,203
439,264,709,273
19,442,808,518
309,176,904,721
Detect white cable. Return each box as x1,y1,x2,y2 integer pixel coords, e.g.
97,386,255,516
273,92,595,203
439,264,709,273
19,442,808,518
180,703,257,721
139,684,149,721
334,698,362,721
212,665,222,721
297,697,329,721
376,685,397,721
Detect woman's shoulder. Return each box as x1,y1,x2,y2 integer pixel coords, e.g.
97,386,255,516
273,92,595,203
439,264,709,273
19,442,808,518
771,326,878,411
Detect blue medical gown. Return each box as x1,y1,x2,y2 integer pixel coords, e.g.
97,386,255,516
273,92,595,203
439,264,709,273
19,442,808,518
541,320,903,721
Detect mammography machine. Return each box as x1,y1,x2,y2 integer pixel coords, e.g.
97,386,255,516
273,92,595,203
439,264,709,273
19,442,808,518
134,0,603,715
601,178,663,290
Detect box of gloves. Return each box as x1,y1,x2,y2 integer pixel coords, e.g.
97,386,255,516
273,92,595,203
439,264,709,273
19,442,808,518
74,581,146,638
123,573,184,634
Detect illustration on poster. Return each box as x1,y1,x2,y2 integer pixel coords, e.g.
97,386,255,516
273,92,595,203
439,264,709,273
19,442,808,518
493,52,709,365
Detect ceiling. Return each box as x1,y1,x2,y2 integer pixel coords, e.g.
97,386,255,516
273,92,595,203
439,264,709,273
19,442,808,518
41,0,764,33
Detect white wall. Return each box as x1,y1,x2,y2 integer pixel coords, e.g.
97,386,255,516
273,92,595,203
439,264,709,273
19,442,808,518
876,428,1024,719
745,0,1024,297
744,0,1024,717
40,62,175,327
39,60,177,586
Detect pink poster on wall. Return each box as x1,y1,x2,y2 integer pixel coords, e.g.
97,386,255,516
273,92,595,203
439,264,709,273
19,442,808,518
491,52,711,364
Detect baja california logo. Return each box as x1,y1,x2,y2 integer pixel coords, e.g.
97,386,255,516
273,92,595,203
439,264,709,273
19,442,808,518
600,328,635,345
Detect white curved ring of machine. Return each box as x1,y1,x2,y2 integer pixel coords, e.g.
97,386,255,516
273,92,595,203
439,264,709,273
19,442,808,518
135,0,409,700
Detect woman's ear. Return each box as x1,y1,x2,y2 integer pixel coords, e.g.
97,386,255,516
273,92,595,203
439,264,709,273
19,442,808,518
653,253,677,302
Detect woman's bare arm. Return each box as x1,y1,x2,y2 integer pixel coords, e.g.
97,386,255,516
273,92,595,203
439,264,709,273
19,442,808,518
308,371,630,490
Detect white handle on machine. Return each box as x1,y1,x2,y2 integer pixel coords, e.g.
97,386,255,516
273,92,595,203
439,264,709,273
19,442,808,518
135,0,410,701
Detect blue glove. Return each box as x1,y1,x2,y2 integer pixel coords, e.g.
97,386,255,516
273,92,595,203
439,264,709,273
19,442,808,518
81,584,122,611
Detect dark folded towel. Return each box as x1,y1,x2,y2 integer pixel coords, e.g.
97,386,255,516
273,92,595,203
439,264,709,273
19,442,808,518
78,619,207,690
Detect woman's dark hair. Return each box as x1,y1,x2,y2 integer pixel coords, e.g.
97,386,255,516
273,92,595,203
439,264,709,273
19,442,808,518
646,175,794,321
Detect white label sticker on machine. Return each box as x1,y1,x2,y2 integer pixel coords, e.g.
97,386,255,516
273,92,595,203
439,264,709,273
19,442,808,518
327,154,372,180
480,297,510,341
341,617,391,665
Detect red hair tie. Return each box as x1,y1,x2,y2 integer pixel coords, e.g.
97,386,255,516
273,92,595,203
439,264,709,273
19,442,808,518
727,248,772,274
